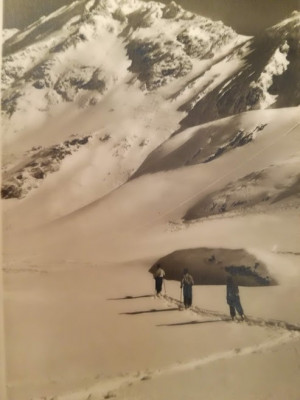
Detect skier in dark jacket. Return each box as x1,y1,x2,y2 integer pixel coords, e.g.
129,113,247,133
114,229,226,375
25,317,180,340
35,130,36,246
154,264,165,296
181,268,194,308
226,276,245,321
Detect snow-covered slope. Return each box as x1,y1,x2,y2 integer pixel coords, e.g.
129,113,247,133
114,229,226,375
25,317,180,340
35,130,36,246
133,108,300,218
4,107,299,251
2,28,20,43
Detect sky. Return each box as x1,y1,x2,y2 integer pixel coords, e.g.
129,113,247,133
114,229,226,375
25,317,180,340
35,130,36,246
3,0,300,34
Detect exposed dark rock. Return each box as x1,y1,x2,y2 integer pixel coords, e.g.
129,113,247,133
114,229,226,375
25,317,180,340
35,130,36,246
112,8,127,23
77,136,90,145
1,91,22,117
177,30,214,59
127,7,157,29
31,167,45,179
64,136,90,146
1,183,22,199
78,33,87,41
39,145,72,160
126,39,192,90
81,69,106,93
54,66,106,101
33,79,46,89
99,134,111,142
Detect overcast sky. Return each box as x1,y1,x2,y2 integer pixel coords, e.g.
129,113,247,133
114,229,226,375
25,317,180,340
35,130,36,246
3,0,300,34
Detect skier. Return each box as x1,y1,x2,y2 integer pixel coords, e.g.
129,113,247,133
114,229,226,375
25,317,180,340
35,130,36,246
226,276,245,321
181,268,194,308
153,264,165,296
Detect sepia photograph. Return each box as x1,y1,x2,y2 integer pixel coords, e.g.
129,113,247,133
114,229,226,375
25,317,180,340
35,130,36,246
1,0,300,399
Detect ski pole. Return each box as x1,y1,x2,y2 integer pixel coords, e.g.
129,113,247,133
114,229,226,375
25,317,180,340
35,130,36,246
180,285,182,304
163,279,167,295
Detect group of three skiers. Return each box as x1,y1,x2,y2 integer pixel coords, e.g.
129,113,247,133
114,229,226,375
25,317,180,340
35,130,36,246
153,264,245,321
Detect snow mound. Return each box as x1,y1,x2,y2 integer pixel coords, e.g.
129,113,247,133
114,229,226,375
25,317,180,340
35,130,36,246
149,247,276,286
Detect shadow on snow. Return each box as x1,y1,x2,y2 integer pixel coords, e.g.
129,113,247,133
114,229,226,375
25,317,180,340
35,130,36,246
120,308,179,315
107,294,154,300
157,319,227,327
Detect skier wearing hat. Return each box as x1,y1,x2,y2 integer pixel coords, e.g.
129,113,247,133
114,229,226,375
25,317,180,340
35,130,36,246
154,263,165,296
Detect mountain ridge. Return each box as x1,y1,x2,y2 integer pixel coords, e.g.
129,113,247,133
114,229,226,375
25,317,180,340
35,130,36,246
1,1,299,216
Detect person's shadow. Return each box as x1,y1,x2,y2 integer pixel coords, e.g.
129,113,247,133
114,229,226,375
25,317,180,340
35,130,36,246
157,319,226,327
120,308,179,315
107,294,154,300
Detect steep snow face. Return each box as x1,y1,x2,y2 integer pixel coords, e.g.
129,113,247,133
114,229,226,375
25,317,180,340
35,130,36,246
248,43,290,109
265,10,300,109
271,10,300,32
180,11,300,129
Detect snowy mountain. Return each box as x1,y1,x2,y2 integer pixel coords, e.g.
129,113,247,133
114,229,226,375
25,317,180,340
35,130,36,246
2,0,241,132
2,0,300,280
2,0,249,201
2,1,299,205
2,0,300,264
2,3,300,400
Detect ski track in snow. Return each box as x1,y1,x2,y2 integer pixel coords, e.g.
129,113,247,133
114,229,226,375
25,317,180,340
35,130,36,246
163,294,300,332
34,294,300,400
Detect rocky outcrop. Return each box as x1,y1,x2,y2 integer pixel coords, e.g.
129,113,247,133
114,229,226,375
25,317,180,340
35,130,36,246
126,39,193,90
1,135,91,199
125,2,237,90
54,67,106,102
